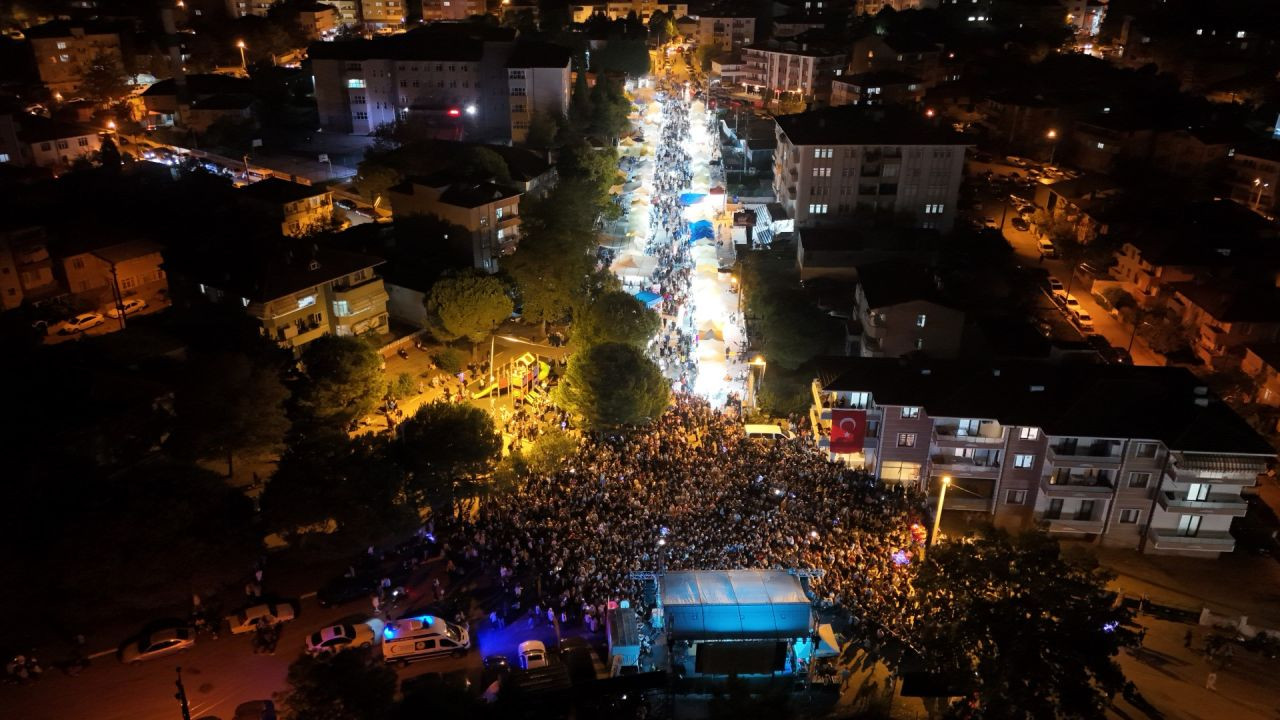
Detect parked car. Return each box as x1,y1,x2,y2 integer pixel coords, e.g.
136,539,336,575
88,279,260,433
106,297,147,318
119,625,194,664
1047,277,1065,295
305,621,379,655
517,640,550,670
335,198,357,210
1074,311,1094,331
1063,294,1080,312
57,311,105,334
225,602,297,635
1010,216,1030,231
1037,239,1057,258
558,637,598,685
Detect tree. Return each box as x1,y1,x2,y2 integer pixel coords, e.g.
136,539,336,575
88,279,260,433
388,371,417,399
79,52,128,101
754,287,829,370
1101,286,1135,312
574,289,659,348
424,270,513,349
914,529,1132,719
555,342,669,431
173,351,290,477
525,110,562,149
777,96,807,115
521,427,579,476
398,401,502,508
298,335,385,425
356,161,402,204
506,227,595,335
98,135,122,169
570,63,593,129
457,146,511,184
280,649,399,720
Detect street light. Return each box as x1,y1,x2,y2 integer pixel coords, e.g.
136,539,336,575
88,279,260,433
930,475,951,546
236,40,247,71
1253,178,1271,211
1046,128,1059,165
747,355,766,408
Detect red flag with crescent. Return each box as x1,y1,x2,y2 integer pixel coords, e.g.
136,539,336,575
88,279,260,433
830,409,866,454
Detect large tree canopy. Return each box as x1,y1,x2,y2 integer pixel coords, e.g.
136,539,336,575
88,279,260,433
555,341,669,431
280,649,398,720
573,288,659,349
424,270,513,345
914,529,1132,719
398,401,503,508
298,335,385,425
172,350,290,476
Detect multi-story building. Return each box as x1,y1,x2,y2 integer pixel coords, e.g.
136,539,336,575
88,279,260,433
361,0,405,27
0,225,60,309
310,25,518,138
810,358,1274,557
1168,280,1280,368
693,10,756,50
739,44,847,102
830,71,924,107
854,0,934,15
0,113,103,169
852,260,963,358
422,0,485,21
772,105,967,231
60,240,167,305
1226,141,1280,218
1069,113,1155,174
167,243,389,353
1061,0,1106,37
297,2,341,39
1241,344,1280,407
330,0,361,24
571,1,687,23
226,0,277,18
387,172,521,272
771,13,826,39
849,34,946,87
25,21,124,96
238,178,335,237
1150,126,1235,178
506,42,572,144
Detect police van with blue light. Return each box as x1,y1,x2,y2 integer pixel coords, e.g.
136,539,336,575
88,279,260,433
381,614,471,665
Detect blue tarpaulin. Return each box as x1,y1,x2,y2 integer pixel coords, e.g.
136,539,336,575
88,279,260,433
633,290,662,309
679,192,706,206
690,220,714,241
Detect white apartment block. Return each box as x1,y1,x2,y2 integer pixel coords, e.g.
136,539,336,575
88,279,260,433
773,105,967,231
811,359,1274,558
738,44,846,101
506,42,572,143
571,1,687,23
693,13,755,50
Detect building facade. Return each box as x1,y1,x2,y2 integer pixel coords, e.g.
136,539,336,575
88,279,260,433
226,0,277,18
739,45,847,102
0,113,103,169
571,1,687,23
26,21,124,96
422,0,486,21
1226,142,1280,218
361,0,405,27
772,105,967,231
388,173,521,272
852,260,964,358
693,12,756,50
829,71,924,107
810,359,1274,557
506,43,572,144
238,178,336,237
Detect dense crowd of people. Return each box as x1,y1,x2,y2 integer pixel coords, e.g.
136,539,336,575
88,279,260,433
438,397,927,642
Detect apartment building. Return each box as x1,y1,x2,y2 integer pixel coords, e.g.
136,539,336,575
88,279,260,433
772,14,826,39
168,243,389,353
506,42,572,144
810,358,1274,557
0,225,59,309
25,21,124,96
693,11,756,50
238,178,335,237
310,25,517,138
830,71,924,107
330,0,361,24
1226,141,1280,218
226,0,278,18
297,3,341,39
1168,281,1280,368
1241,344,1280,407
361,0,405,27
739,44,847,102
854,0,935,15
387,172,521,272
61,240,167,302
772,105,967,231
1150,127,1235,178
852,260,963,358
422,0,486,21
849,34,947,87
0,113,103,169
1070,113,1156,174
570,1,688,23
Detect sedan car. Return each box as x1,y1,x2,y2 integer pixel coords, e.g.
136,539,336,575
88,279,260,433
226,602,297,635
1047,277,1064,295
305,622,378,655
517,640,549,670
106,297,147,319
119,626,194,664
57,312,105,334
1010,216,1030,232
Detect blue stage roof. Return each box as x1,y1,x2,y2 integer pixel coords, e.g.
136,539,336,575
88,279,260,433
660,570,813,640
633,290,662,308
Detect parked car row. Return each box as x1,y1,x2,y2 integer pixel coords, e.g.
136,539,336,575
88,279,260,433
50,298,150,336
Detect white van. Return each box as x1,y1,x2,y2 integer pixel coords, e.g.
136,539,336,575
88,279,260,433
381,615,470,665
743,424,795,441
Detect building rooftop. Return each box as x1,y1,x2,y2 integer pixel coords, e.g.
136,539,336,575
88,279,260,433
837,70,922,87
90,240,165,264
799,226,939,254
9,113,102,143
169,241,384,302
23,20,121,39
815,358,1274,455
307,23,515,62
856,259,949,309
1170,281,1280,324
142,74,254,98
239,177,328,204
507,41,572,69
395,173,520,208
743,42,845,59
190,93,255,111
775,105,967,146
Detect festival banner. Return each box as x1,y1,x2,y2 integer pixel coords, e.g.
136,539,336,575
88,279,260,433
830,409,867,454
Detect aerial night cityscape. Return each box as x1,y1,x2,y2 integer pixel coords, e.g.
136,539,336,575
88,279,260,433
3,0,1280,719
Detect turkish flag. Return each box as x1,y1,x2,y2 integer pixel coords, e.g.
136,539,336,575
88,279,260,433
830,409,866,454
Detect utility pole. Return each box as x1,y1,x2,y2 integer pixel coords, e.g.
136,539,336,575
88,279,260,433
174,666,192,720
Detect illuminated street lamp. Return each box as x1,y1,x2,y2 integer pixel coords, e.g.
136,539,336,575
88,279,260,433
1046,128,1059,165
236,40,247,71
747,355,766,408
106,120,117,132
1254,178,1271,211
930,475,951,546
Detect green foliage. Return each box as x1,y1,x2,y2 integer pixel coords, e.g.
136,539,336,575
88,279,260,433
525,110,563,149
201,116,258,153
694,44,721,72
1101,286,1135,311
98,135,122,169
457,146,512,183
915,529,1131,719
574,288,659,349
506,226,595,331
522,427,579,476
424,270,513,344
592,37,650,77
757,367,812,416
298,335,385,425
356,161,402,204
173,351,290,476
281,649,399,720
79,52,127,101
555,341,670,431
398,401,503,508
388,371,417,399
432,345,466,373
589,75,633,138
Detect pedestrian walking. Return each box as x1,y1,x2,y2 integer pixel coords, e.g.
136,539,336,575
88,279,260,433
1205,671,1217,691
371,594,382,616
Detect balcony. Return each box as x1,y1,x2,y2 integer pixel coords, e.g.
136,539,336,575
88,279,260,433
1039,515,1106,534
937,495,993,512
1171,452,1267,484
860,334,883,356
933,424,1005,446
1042,474,1115,498
1046,442,1123,465
1146,527,1236,553
1157,491,1248,517
930,455,1002,478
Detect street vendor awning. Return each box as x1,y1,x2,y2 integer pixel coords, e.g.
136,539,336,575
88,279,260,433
611,253,658,278
632,290,662,309
680,193,706,206
690,219,715,241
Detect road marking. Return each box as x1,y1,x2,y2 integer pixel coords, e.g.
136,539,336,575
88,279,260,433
88,649,115,660
301,591,317,599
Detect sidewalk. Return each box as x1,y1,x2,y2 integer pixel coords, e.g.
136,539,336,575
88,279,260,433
1098,547,1280,627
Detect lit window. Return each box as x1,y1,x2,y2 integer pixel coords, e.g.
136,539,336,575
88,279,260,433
1236,31,1246,39
1096,142,1105,150
346,78,366,88
57,41,67,49
1005,490,1026,505
896,432,917,448
1019,427,1039,440
916,313,927,328
901,406,920,419
1013,454,1034,468
808,203,828,214
297,295,317,309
